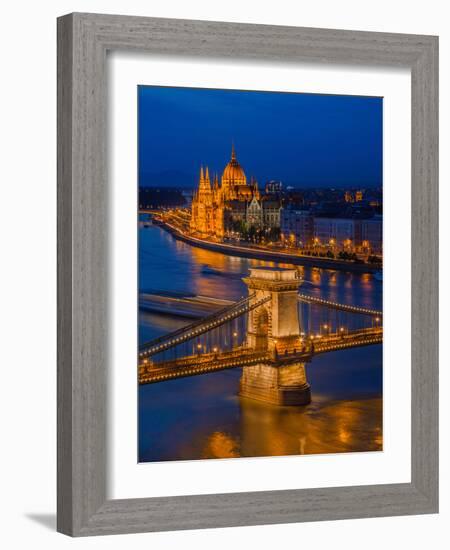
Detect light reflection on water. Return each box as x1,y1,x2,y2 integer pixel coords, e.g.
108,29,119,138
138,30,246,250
138,223,382,462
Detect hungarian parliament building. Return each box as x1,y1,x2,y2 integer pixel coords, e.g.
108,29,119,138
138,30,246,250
190,144,281,239
187,144,382,255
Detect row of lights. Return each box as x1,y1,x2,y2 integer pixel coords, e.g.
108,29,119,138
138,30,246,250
142,330,383,372
141,296,377,357
149,345,261,368
298,294,382,317
141,295,268,357
315,335,382,351
196,330,239,354
142,351,272,382
142,324,381,364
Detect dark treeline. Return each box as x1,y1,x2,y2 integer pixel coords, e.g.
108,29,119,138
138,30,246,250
139,187,187,209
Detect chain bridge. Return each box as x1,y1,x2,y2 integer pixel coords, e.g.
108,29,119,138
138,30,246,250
139,268,382,406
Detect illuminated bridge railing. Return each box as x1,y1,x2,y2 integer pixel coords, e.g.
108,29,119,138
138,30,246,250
139,327,383,384
312,327,383,354
139,294,271,358
298,293,383,317
140,347,271,384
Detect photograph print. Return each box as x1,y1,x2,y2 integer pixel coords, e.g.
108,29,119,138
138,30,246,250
138,86,383,463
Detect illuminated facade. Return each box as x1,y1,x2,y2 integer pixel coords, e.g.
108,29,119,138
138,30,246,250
281,210,382,255
312,216,382,254
344,189,364,203
190,144,261,239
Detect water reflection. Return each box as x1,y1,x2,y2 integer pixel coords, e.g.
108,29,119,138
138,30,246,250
138,223,382,462
202,432,240,459
238,397,382,457
139,363,382,462
140,225,382,310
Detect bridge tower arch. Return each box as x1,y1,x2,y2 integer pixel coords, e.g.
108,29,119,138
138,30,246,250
253,306,270,350
244,267,303,353
240,268,311,405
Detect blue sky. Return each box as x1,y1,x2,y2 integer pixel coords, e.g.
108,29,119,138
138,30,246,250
138,86,382,188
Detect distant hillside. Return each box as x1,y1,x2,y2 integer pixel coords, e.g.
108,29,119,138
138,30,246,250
139,187,187,209
139,169,196,188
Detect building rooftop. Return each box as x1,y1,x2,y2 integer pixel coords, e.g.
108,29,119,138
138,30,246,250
261,199,281,208
226,200,247,210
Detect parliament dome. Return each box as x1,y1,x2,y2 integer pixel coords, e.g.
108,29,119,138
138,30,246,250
222,144,247,185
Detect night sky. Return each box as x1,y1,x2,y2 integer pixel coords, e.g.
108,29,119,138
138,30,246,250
138,86,382,189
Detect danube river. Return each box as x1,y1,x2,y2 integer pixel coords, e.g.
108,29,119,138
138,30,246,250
139,221,383,462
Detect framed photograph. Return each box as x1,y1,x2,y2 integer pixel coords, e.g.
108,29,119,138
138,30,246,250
57,13,438,536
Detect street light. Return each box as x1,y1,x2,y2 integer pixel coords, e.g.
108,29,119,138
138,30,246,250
232,331,238,348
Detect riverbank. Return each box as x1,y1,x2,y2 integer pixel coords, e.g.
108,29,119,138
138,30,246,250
153,219,380,274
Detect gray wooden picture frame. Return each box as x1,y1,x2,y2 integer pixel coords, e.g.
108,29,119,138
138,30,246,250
57,12,438,537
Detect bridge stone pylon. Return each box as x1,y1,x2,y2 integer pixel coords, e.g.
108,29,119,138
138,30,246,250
240,268,311,406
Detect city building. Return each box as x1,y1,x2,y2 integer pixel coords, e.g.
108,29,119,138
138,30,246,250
344,189,364,203
191,144,283,239
280,207,314,246
190,144,260,238
344,190,354,203
313,215,382,254
190,167,225,238
189,146,380,249
265,180,283,195
313,217,359,251
360,216,383,254
261,197,282,228
225,200,247,229
246,196,263,228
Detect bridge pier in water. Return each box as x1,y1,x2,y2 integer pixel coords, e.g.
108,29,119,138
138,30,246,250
240,268,311,406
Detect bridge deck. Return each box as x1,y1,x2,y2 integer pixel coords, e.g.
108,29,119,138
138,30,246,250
139,327,382,384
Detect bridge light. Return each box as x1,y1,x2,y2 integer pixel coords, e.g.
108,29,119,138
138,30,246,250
340,327,345,332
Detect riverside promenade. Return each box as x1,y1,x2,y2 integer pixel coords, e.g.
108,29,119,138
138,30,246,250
152,218,380,274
